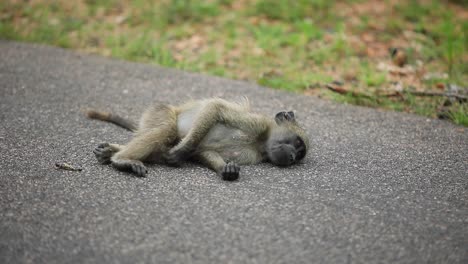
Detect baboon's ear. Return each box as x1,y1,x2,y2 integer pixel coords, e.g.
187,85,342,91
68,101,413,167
275,111,295,124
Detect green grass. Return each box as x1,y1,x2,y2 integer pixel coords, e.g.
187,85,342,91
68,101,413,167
359,64,387,87
449,104,468,126
0,0,466,126
163,0,220,24
0,22,18,39
254,0,332,22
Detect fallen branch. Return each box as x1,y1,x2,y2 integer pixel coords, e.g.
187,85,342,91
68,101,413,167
381,91,467,101
325,83,467,102
408,91,467,101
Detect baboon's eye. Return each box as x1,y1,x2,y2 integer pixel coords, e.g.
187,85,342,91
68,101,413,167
294,138,303,148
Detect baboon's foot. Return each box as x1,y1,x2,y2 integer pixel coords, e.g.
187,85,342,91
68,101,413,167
93,143,118,164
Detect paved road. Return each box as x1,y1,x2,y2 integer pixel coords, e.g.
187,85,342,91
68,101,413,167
0,41,467,263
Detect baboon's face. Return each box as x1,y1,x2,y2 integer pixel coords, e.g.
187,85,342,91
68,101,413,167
266,111,307,166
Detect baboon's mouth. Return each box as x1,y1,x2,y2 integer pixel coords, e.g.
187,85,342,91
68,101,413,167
269,147,295,167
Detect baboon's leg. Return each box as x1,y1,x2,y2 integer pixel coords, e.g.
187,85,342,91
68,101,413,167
168,101,272,164
195,151,240,181
111,125,177,177
94,143,123,164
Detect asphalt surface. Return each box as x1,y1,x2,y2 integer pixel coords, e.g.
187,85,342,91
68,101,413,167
0,41,467,263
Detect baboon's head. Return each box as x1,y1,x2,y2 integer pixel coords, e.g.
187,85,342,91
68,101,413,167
266,111,309,166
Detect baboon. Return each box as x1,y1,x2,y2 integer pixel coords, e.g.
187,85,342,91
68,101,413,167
87,98,309,181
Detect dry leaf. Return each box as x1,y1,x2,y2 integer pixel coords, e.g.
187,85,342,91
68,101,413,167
436,83,445,90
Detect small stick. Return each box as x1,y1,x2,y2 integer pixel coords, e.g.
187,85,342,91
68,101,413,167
325,84,373,99
55,162,83,172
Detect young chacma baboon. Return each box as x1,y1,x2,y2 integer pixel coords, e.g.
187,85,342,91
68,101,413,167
87,98,309,181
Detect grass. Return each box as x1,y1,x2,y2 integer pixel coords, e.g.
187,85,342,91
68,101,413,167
0,0,466,126
449,103,468,126
254,0,333,22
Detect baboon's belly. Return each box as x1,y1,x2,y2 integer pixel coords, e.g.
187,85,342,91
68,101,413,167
198,124,258,163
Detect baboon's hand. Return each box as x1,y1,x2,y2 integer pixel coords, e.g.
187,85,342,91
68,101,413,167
131,163,148,177
221,162,240,181
165,146,191,166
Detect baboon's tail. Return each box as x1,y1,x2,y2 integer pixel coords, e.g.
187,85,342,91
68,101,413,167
85,109,137,132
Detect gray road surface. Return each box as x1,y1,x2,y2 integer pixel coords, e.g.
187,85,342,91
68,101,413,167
0,41,467,263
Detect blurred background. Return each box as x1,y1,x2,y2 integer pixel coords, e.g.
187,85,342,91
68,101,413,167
0,0,466,125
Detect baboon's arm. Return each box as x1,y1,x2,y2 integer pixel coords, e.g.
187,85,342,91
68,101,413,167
196,151,240,181
196,151,226,172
